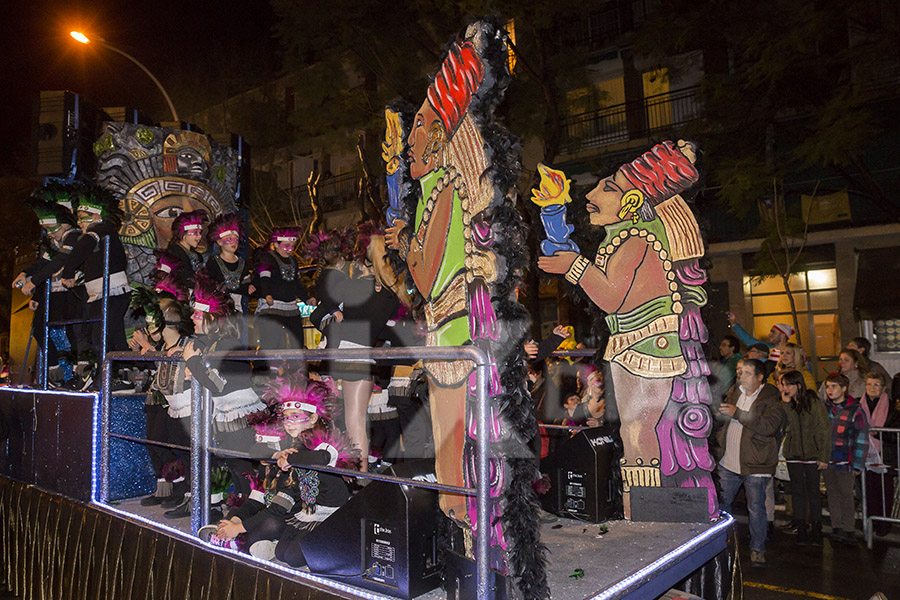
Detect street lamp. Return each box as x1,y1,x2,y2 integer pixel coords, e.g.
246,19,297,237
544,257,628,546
69,31,179,122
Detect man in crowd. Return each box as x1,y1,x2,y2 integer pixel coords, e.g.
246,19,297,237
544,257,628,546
714,335,742,399
716,358,784,568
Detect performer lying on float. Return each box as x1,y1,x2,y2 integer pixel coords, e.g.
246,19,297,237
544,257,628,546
536,140,719,518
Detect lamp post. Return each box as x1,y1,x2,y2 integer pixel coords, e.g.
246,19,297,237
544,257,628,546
70,31,179,122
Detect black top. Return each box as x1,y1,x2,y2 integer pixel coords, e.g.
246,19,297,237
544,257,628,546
309,267,350,332
61,221,127,293
255,251,309,303
328,276,401,347
204,255,252,295
184,334,253,397
232,437,351,529
26,229,82,287
166,242,204,289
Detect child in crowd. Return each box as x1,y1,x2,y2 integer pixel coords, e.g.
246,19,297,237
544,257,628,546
199,372,355,567
255,227,309,352
779,369,830,546
821,372,869,545
860,371,899,537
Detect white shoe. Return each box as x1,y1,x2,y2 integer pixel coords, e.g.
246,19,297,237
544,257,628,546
249,539,277,561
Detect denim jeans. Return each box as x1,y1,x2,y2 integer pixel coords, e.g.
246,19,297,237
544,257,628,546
719,467,770,553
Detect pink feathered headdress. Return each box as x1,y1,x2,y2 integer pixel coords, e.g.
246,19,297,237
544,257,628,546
171,210,208,241
352,220,384,262
207,212,243,245
299,230,332,263
262,372,339,423
154,273,189,301
270,226,302,246
154,249,183,277
300,428,358,469
191,273,232,319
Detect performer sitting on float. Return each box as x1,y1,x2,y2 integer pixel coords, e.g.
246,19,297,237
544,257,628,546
199,371,355,566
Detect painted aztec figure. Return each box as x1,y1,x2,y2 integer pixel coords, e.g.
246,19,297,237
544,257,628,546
385,21,548,599
93,124,239,285
536,140,719,518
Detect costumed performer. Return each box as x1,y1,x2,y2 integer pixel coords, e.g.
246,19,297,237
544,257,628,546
254,227,309,352
203,212,254,313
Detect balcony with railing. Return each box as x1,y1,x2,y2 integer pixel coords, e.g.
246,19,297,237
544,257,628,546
560,86,700,154
287,171,361,217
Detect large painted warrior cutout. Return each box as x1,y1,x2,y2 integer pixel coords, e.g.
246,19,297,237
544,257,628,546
536,140,718,519
93,123,239,285
385,21,547,599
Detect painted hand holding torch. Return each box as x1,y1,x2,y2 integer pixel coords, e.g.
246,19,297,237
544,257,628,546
382,108,405,226
531,163,580,256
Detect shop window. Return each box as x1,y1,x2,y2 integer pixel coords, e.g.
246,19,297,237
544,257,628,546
744,268,838,383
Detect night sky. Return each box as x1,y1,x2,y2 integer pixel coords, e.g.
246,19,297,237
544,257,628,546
1,0,278,175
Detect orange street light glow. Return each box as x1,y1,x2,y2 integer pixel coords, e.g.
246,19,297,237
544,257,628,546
70,31,90,44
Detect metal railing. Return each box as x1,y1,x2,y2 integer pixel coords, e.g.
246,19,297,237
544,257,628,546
560,86,700,154
861,427,900,548
100,345,497,599
37,236,110,390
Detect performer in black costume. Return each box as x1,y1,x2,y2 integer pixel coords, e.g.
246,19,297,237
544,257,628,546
203,212,253,313
165,210,208,288
254,227,309,352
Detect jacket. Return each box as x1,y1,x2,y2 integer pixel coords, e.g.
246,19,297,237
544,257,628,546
716,383,783,475
782,397,831,463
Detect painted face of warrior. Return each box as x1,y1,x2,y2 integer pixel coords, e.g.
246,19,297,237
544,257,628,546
217,234,239,253
276,241,296,258
408,100,441,180
176,147,209,178
282,408,317,438
183,230,203,250
585,171,632,226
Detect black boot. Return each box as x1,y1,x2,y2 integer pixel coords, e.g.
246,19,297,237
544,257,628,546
810,521,823,547
796,520,810,546
161,479,189,508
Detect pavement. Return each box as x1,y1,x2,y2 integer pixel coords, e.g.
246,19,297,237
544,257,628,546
730,507,900,600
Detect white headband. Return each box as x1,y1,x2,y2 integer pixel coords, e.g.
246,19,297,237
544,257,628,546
79,205,102,215
218,229,239,239
276,236,298,243
282,400,316,413
193,301,210,313
39,218,59,226
184,224,202,232
158,263,172,273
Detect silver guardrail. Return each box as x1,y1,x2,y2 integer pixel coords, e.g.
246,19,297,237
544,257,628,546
101,345,497,600
861,427,900,548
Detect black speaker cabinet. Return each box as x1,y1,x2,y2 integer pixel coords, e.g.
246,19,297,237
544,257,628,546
539,425,617,522
34,90,103,179
300,459,443,599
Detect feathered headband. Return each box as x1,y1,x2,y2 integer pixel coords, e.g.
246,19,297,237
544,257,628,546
299,230,333,263
270,226,302,245
76,185,122,222
172,210,208,239
34,182,79,213
247,407,287,444
26,197,75,228
130,284,163,326
154,273,189,301
153,249,183,276
191,273,232,318
261,372,339,422
207,212,243,244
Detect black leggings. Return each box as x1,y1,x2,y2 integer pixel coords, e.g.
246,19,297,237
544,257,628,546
144,404,176,477
787,462,823,522
255,313,305,350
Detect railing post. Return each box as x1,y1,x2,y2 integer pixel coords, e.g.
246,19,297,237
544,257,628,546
99,357,112,504
42,282,50,389
100,236,110,385
475,354,492,600
201,387,213,529
189,377,203,536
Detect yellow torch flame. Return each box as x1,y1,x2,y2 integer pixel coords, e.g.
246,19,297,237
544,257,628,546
382,109,403,175
530,163,572,208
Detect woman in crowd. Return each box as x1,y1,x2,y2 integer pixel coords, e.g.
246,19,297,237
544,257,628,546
860,371,899,537
779,369,830,546
769,343,815,390
199,372,354,566
820,349,868,401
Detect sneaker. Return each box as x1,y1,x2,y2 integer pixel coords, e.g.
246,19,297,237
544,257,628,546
110,379,137,395
161,481,188,508
750,550,766,568
779,520,799,534
198,524,218,543
207,533,239,550
249,540,277,560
